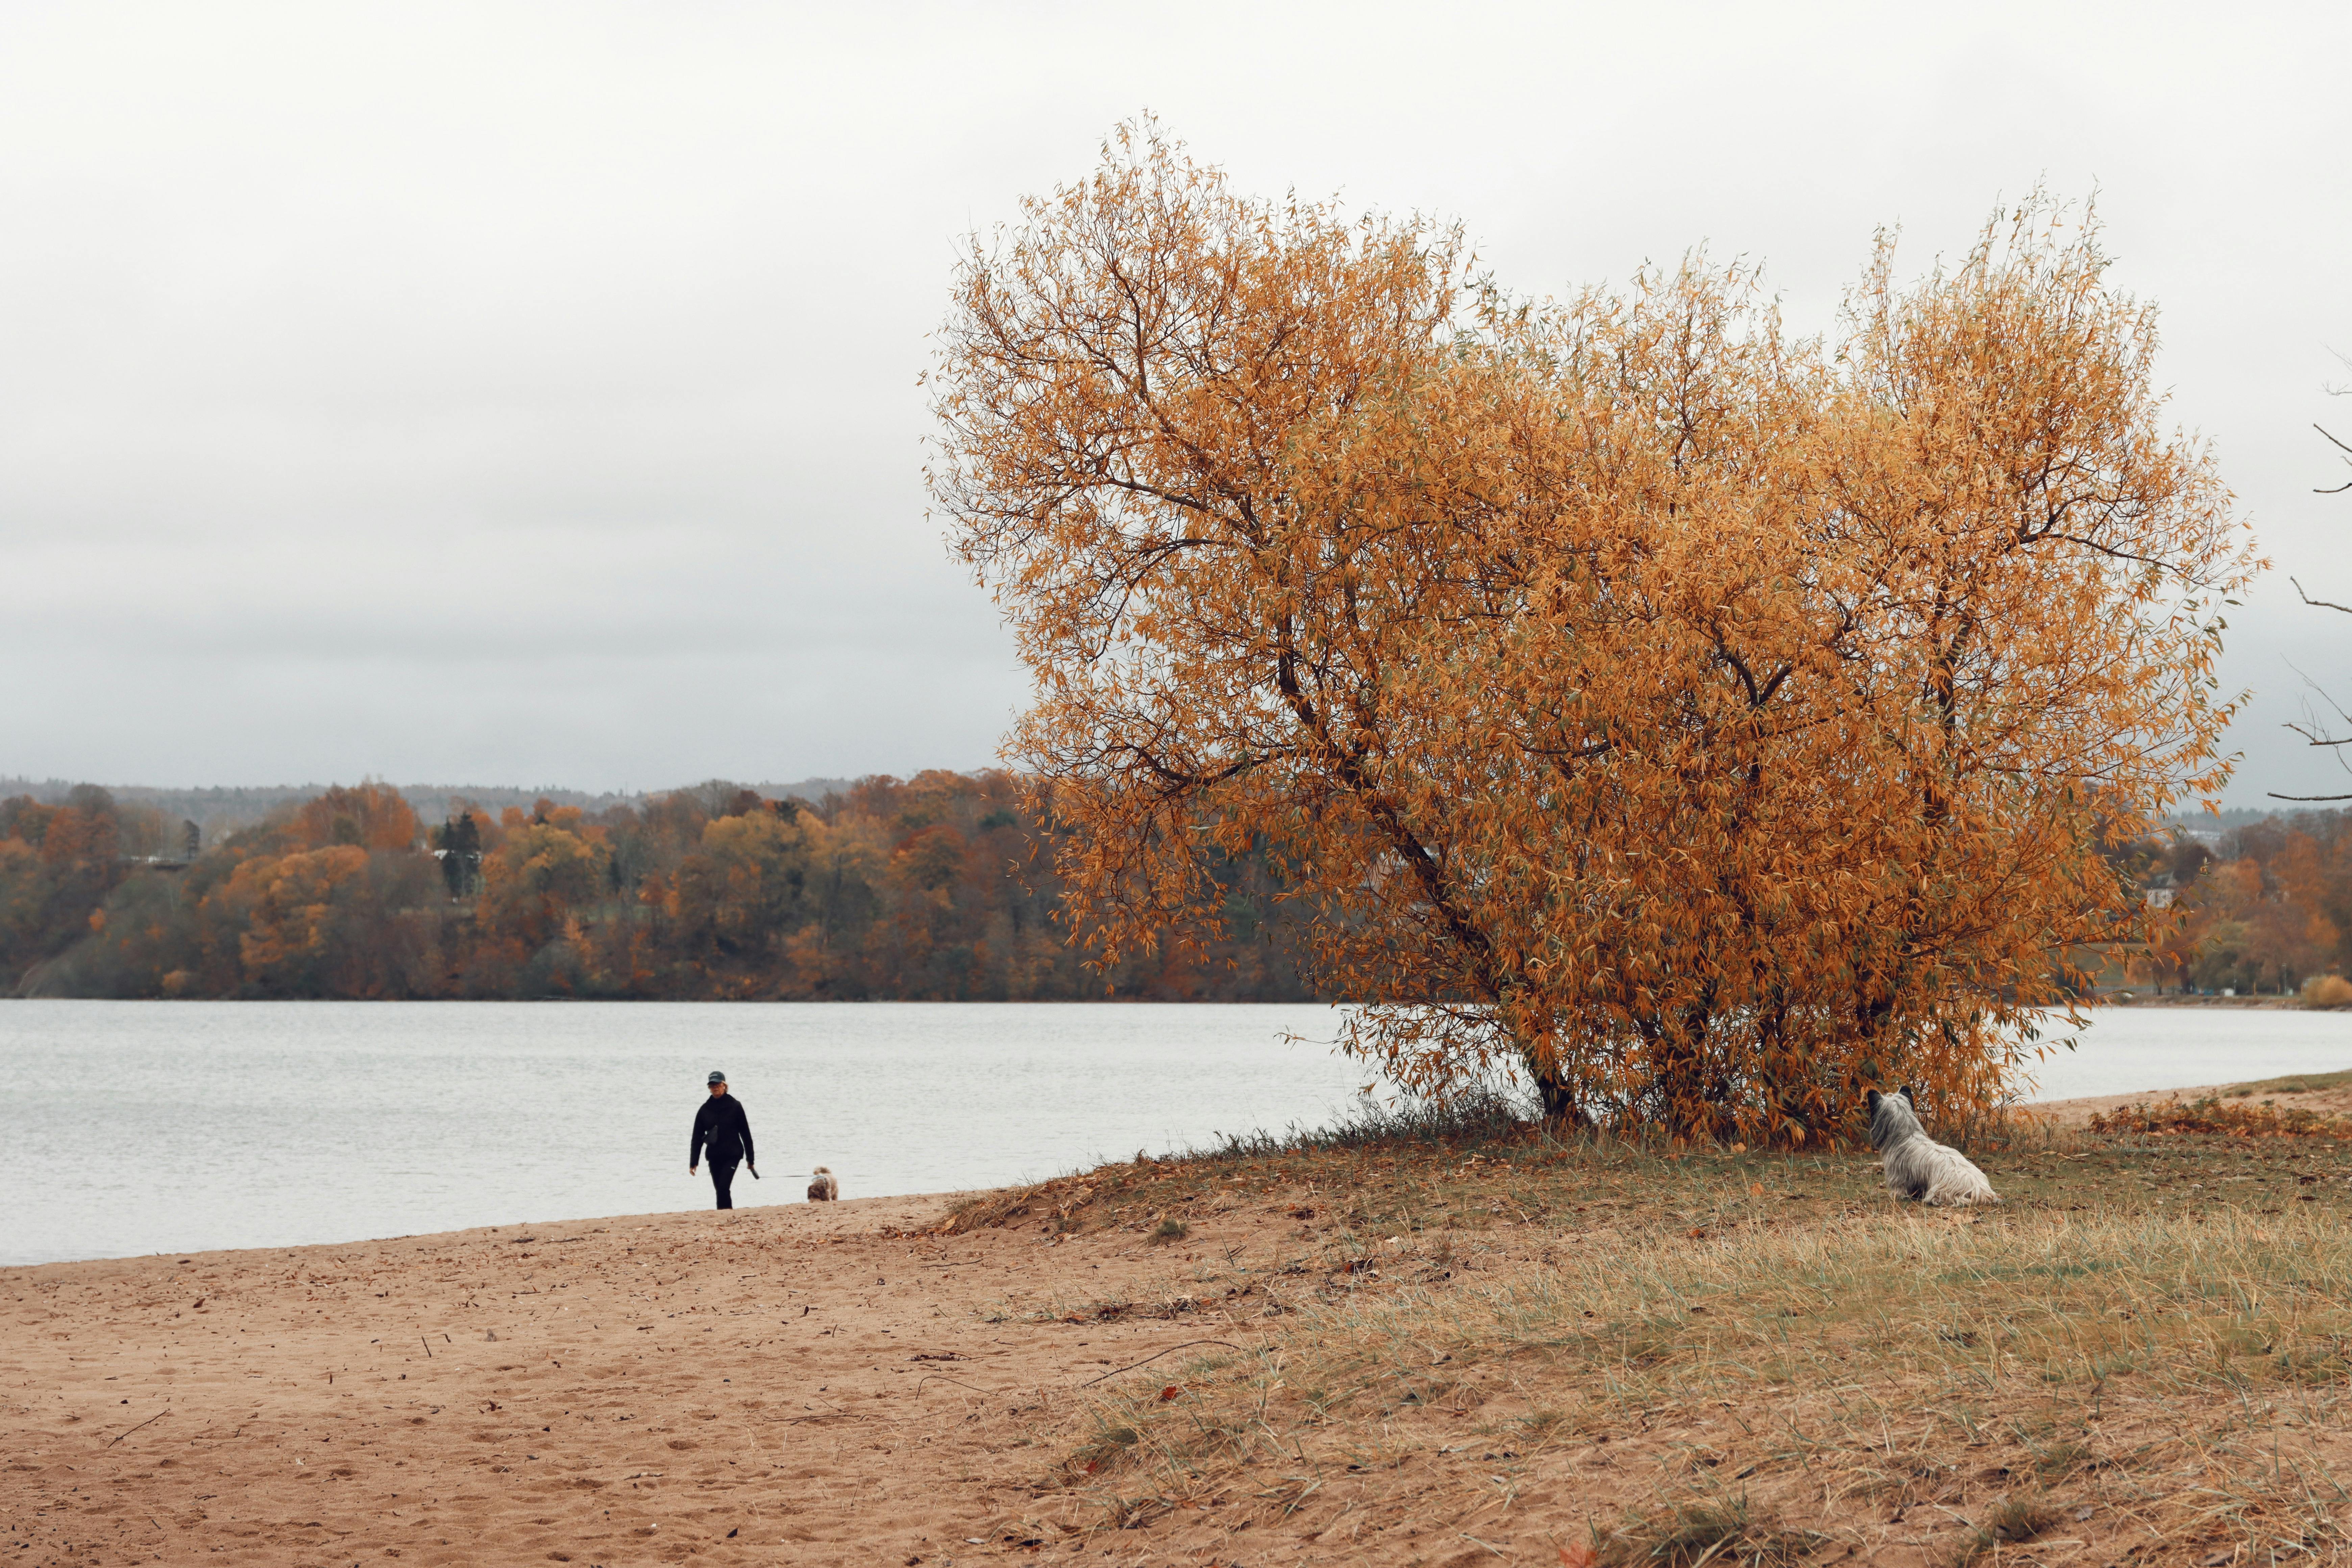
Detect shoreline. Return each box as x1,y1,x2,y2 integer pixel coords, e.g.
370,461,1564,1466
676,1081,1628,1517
8,1070,2351,1565
11,1067,2351,1274
2086,992,2316,1009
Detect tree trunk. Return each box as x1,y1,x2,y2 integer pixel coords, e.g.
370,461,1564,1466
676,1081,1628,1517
1532,1064,1584,1126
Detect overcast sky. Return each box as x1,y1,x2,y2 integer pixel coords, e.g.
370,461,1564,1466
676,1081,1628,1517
2,1,2347,805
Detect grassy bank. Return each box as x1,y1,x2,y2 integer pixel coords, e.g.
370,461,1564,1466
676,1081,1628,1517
955,1097,2352,1563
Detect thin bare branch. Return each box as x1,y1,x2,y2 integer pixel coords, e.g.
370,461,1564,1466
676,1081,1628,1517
2290,577,2352,615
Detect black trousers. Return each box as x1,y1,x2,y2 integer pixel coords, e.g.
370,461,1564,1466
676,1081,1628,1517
709,1160,738,1210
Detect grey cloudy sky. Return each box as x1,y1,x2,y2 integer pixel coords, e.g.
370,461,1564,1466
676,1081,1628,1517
2,1,2347,804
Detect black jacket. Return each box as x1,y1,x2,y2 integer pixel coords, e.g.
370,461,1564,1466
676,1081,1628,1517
690,1094,755,1168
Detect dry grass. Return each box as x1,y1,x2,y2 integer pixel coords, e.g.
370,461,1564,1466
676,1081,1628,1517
2087,1095,2352,1137
1597,1488,1822,1565
1082,1207,2352,1559
961,1107,2352,1563
2226,1067,2352,1098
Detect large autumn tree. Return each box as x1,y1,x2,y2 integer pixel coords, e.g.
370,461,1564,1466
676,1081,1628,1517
932,124,2260,1143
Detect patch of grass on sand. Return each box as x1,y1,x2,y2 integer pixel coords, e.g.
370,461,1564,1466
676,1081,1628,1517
2224,1067,2352,1098
2089,1095,2352,1136
942,1087,2005,1244
1095,1205,2352,1558
1599,1488,1822,1565
964,1098,2352,1561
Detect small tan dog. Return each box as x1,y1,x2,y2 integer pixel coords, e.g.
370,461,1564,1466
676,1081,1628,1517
806,1166,839,1202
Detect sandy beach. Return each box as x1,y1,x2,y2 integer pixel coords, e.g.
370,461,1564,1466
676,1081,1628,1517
2028,1069,2352,1127
9,1072,2351,1567
5,1189,1250,1566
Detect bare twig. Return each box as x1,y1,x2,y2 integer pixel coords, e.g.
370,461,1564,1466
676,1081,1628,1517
2272,653,2352,800
2290,577,2352,615
913,1374,993,1396
105,1408,171,1448
1077,1338,1244,1387
2318,424,2352,492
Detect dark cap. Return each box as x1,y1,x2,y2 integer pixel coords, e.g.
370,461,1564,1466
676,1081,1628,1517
707,1070,727,1085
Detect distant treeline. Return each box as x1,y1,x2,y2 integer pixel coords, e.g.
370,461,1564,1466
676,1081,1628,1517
0,775,856,845
2128,812,2352,995
0,774,1316,1001
11,775,2344,1002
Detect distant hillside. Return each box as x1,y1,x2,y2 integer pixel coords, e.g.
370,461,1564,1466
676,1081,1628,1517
0,777,856,845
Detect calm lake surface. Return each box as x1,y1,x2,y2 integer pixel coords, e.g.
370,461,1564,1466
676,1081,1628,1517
3,1000,2348,1266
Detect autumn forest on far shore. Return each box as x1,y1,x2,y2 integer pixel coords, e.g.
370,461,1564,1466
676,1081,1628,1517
0,775,1315,1002
1,774,2348,1004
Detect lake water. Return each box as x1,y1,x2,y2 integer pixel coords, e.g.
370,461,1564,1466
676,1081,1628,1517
3,1001,2348,1267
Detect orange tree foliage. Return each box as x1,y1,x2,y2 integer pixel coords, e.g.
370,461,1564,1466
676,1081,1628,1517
2,771,1315,1002
930,126,2260,1143
0,786,146,982
291,784,420,852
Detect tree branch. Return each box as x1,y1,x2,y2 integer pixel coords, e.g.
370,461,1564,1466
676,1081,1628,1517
2318,425,2352,493
2291,577,2352,615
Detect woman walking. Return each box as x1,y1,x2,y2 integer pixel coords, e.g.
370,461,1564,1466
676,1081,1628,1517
688,1070,757,1209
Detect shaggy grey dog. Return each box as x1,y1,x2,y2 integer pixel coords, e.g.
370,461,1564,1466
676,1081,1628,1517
1866,1087,1999,1206
806,1165,839,1202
